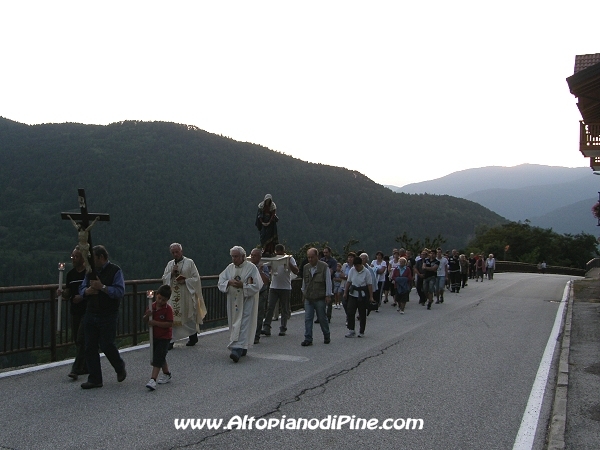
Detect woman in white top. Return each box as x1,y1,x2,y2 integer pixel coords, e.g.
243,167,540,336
371,251,387,308
344,256,374,338
387,251,401,306
486,254,496,280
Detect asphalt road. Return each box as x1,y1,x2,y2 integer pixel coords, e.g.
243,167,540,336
0,273,574,450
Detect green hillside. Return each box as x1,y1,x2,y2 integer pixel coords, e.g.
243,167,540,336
0,118,506,286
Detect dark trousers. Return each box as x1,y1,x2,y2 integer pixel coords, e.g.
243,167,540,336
461,273,468,287
346,295,367,333
373,281,383,309
416,277,426,303
255,289,268,338
263,288,291,332
151,338,170,368
71,312,87,374
449,271,461,292
84,311,125,384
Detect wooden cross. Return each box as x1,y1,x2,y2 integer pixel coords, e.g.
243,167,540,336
61,188,110,274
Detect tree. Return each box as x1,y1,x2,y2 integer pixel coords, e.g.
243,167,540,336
466,222,599,268
395,232,447,255
342,238,360,258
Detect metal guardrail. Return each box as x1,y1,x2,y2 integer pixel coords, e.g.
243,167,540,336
0,277,304,369
0,262,584,369
496,261,586,277
585,258,600,272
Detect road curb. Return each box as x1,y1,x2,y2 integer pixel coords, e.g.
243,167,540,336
547,281,574,450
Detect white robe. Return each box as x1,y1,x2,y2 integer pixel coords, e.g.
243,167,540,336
162,257,207,340
218,261,262,349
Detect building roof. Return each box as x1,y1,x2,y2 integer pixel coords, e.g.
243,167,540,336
574,53,600,73
567,54,600,122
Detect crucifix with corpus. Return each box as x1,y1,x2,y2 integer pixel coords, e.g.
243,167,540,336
61,188,110,275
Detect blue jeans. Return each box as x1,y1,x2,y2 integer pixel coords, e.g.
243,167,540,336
436,276,446,296
84,310,125,384
304,299,330,342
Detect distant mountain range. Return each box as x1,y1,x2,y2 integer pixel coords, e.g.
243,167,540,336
386,164,600,236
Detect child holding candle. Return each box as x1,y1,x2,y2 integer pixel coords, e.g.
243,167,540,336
143,284,174,391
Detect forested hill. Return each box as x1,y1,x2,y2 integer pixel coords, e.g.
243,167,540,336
0,118,506,287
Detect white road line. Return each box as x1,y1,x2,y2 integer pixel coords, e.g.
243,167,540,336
249,353,309,362
0,313,308,379
0,325,229,379
512,281,570,450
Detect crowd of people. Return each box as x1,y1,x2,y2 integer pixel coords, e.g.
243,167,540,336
60,241,500,391
59,193,501,390
225,245,501,359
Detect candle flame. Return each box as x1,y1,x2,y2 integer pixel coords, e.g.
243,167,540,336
58,262,65,270
147,290,154,298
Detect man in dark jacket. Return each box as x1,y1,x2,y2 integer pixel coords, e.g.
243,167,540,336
301,248,332,346
79,245,126,389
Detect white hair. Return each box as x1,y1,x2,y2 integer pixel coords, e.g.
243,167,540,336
230,245,246,257
169,243,182,250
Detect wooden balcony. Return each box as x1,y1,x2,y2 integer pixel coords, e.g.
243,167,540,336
579,121,600,157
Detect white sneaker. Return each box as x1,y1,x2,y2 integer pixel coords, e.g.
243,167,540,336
345,330,356,338
146,379,157,391
157,373,172,384
357,333,364,338
400,311,405,315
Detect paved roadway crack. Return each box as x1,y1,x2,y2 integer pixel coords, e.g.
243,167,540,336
170,339,401,449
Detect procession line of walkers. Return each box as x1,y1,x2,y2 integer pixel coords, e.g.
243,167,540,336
259,246,497,343
59,241,497,392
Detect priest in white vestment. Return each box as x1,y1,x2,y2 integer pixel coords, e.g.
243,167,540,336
218,245,262,362
162,243,207,346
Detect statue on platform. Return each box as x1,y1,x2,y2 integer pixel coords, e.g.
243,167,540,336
255,194,278,257
67,214,100,273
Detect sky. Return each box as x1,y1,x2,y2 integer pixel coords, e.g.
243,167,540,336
1,1,597,186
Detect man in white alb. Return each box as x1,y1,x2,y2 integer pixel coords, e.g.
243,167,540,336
218,246,262,362
162,243,207,347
